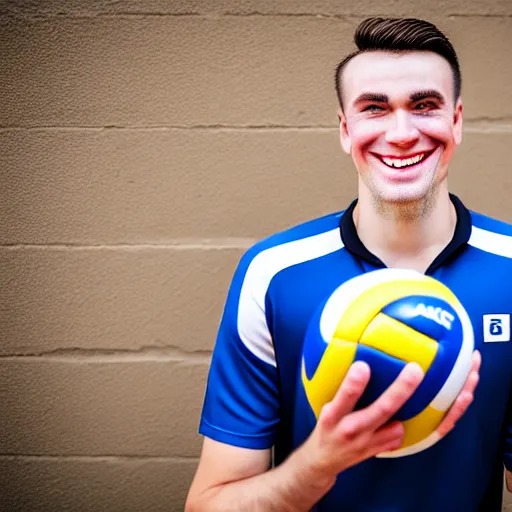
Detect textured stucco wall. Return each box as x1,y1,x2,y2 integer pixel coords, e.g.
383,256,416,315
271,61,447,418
1,1,511,510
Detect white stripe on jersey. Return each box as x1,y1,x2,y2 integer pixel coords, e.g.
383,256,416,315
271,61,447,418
468,225,512,259
238,228,344,366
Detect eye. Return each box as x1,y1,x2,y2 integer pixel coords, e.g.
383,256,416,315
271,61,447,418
414,101,437,112
362,104,385,113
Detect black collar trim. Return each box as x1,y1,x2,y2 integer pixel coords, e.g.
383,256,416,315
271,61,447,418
339,194,472,274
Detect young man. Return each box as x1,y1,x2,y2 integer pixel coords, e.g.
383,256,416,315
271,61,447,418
186,18,512,511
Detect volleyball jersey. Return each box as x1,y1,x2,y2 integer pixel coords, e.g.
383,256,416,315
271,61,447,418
199,194,512,511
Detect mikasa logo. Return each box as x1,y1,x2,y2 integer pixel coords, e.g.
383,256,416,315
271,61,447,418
414,303,455,330
483,314,511,342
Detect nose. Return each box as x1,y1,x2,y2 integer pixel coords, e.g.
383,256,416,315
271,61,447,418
385,110,420,147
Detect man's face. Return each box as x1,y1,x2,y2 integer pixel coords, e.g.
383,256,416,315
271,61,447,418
339,51,463,206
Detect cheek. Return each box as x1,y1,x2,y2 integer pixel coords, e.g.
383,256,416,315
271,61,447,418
347,119,383,156
415,116,455,144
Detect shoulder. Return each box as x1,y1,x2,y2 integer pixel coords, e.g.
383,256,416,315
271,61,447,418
221,211,346,368
236,210,346,284
468,210,512,259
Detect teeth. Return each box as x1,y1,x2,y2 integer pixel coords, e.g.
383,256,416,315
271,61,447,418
381,153,425,168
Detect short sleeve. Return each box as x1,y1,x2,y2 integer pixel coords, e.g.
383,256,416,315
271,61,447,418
199,248,280,449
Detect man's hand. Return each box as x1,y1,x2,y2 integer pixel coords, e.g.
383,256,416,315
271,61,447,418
187,352,481,512
505,469,512,493
297,350,481,486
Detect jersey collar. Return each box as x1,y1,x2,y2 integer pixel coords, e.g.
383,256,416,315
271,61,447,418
339,193,472,274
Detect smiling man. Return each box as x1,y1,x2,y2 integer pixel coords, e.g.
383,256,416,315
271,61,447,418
186,18,512,512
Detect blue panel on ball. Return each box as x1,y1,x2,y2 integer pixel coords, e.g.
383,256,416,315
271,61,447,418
398,343,452,419
401,314,464,420
381,296,464,419
354,335,463,421
353,344,406,412
302,297,330,381
382,296,461,341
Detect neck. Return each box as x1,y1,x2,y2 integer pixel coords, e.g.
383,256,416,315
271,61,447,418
354,184,456,273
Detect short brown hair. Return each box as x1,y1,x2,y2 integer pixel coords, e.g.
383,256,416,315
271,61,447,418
335,18,461,109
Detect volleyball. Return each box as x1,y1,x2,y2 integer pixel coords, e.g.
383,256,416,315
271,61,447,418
301,268,474,457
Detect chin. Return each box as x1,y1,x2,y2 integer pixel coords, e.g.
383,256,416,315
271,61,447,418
379,189,431,204
369,182,441,219
373,181,435,203
368,168,446,206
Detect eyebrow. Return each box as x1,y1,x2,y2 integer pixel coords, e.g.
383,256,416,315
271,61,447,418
410,90,446,104
353,93,388,105
352,90,447,108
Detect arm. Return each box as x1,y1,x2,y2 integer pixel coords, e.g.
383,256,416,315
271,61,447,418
506,470,512,492
186,361,416,512
189,245,480,511
186,353,480,512
185,439,333,512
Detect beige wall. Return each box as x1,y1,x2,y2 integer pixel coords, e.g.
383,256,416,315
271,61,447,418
1,1,511,510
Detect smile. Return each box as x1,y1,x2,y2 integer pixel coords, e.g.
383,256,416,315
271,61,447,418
374,150,435,169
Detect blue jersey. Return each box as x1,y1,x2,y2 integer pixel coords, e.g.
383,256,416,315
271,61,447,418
199,195,512,511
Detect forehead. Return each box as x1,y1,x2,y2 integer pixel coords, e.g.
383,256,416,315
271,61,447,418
342,51,454,105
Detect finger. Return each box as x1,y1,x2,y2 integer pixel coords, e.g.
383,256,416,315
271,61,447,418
472,350,482,372
462,351,481,385
347,362,424,433
320,361,371,428
462,367,480,397
436,390,474,437
374,438,404,456
366,421,405,457
463,351,481,394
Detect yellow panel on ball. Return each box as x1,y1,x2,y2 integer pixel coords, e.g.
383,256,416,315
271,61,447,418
360,313,438,373
302,338,357,418
401,405,445,449
334,279,458,341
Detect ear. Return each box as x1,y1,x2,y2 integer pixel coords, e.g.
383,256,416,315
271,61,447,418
338,110,351,154
453,98,463,146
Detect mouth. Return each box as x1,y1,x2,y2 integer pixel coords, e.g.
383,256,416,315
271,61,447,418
372,149,437,171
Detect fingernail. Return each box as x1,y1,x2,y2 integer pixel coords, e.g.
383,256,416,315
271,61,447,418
350,361,369,379
407,362,424,378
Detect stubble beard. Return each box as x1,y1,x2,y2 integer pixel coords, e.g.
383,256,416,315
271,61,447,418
365,158,443,223
372,187,438,223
